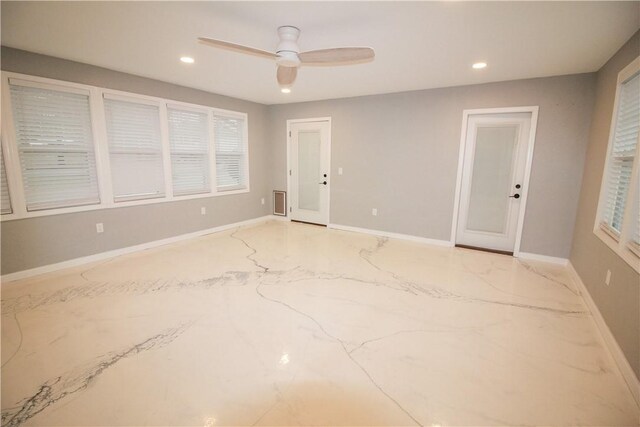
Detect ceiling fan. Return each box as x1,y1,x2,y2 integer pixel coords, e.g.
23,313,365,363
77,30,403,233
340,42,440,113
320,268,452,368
198,26,375,92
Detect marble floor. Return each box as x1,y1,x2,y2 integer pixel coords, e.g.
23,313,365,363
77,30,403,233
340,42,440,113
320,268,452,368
1,220,638,426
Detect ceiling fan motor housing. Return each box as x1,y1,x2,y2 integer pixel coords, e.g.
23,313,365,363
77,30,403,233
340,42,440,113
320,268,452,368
276,26,301,67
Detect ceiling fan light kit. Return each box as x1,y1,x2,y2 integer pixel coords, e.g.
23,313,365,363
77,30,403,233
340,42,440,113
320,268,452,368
198,25,375,92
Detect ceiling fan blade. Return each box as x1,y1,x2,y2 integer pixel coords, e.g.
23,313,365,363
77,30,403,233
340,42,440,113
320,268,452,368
277,66,297,86
299,47,375,65
198,37,277,59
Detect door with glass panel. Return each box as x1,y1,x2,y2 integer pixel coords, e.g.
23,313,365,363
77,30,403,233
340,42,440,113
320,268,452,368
456,113,532,253
289,120,330,225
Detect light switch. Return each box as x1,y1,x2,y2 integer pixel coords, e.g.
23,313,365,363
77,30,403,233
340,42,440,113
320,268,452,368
96,223,104,233
201,207,206,215
605,269,611,286
372,208,378,216
261,198,265,205
338,167,343,175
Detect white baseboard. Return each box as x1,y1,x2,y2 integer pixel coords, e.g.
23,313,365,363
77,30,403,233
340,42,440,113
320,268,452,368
1,215,277,284
567,262,640,407
517,252,569,265
327,225,569,263
327,223,454,247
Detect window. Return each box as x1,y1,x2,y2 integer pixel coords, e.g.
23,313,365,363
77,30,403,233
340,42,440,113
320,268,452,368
596,57,640,269
601,72,639,234
2,72,251,221
9,80,100,211
167,106,210,196
215,114,247,191
1,144,11,215
104,96,165,202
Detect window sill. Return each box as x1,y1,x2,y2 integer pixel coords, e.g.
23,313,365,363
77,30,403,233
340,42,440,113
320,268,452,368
0,187,251,222
217,186,249,194
593,227,640,274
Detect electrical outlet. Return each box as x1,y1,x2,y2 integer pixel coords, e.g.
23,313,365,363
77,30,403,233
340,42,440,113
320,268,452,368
605,269,611,286
201,207,206,215
96,223,104,233
338,167,343,175
372,208,378,216
261,198,265,205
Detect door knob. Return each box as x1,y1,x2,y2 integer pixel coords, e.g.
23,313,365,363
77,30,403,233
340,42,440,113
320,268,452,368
509,194,520,199
319,181,327,185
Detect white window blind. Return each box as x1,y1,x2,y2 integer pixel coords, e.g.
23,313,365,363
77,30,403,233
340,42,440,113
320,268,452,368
104,97,165,202
215,115,247,191
9,82,100,211
601,72,640,235
167,107,210,196
1,144,12,214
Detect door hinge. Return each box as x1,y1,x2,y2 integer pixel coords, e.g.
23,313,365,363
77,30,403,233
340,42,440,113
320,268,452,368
289,169,292,176
289,131,291,137
289,207,292,212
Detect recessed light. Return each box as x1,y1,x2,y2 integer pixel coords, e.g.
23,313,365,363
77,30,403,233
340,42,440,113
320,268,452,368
281,88,291,94
472,62,487,69
180,56,195,64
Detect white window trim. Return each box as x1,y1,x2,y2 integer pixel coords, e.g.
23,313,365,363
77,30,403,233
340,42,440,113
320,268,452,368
593,56,640,273
0,71,250,222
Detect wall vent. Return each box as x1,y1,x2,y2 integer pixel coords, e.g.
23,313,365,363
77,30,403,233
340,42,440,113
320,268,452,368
273,190,287,216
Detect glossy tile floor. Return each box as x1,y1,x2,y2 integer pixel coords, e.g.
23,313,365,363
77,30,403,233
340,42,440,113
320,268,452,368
1,220,638,426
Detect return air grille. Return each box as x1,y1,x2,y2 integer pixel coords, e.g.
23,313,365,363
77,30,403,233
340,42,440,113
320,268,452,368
273,190,287,216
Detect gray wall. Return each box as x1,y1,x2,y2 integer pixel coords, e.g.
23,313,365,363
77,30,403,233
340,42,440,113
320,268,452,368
570,31,640,378
268,74,596,257
0,48,602,276
1,47,271,275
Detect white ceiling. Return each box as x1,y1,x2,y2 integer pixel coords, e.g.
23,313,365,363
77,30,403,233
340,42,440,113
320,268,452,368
2,2,638,105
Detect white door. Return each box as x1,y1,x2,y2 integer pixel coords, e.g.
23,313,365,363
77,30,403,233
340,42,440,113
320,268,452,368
289,120,330,225
456,112,532,253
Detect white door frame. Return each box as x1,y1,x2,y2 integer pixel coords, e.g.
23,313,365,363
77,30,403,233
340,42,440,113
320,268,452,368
450,106,539,256
286,117,332,224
